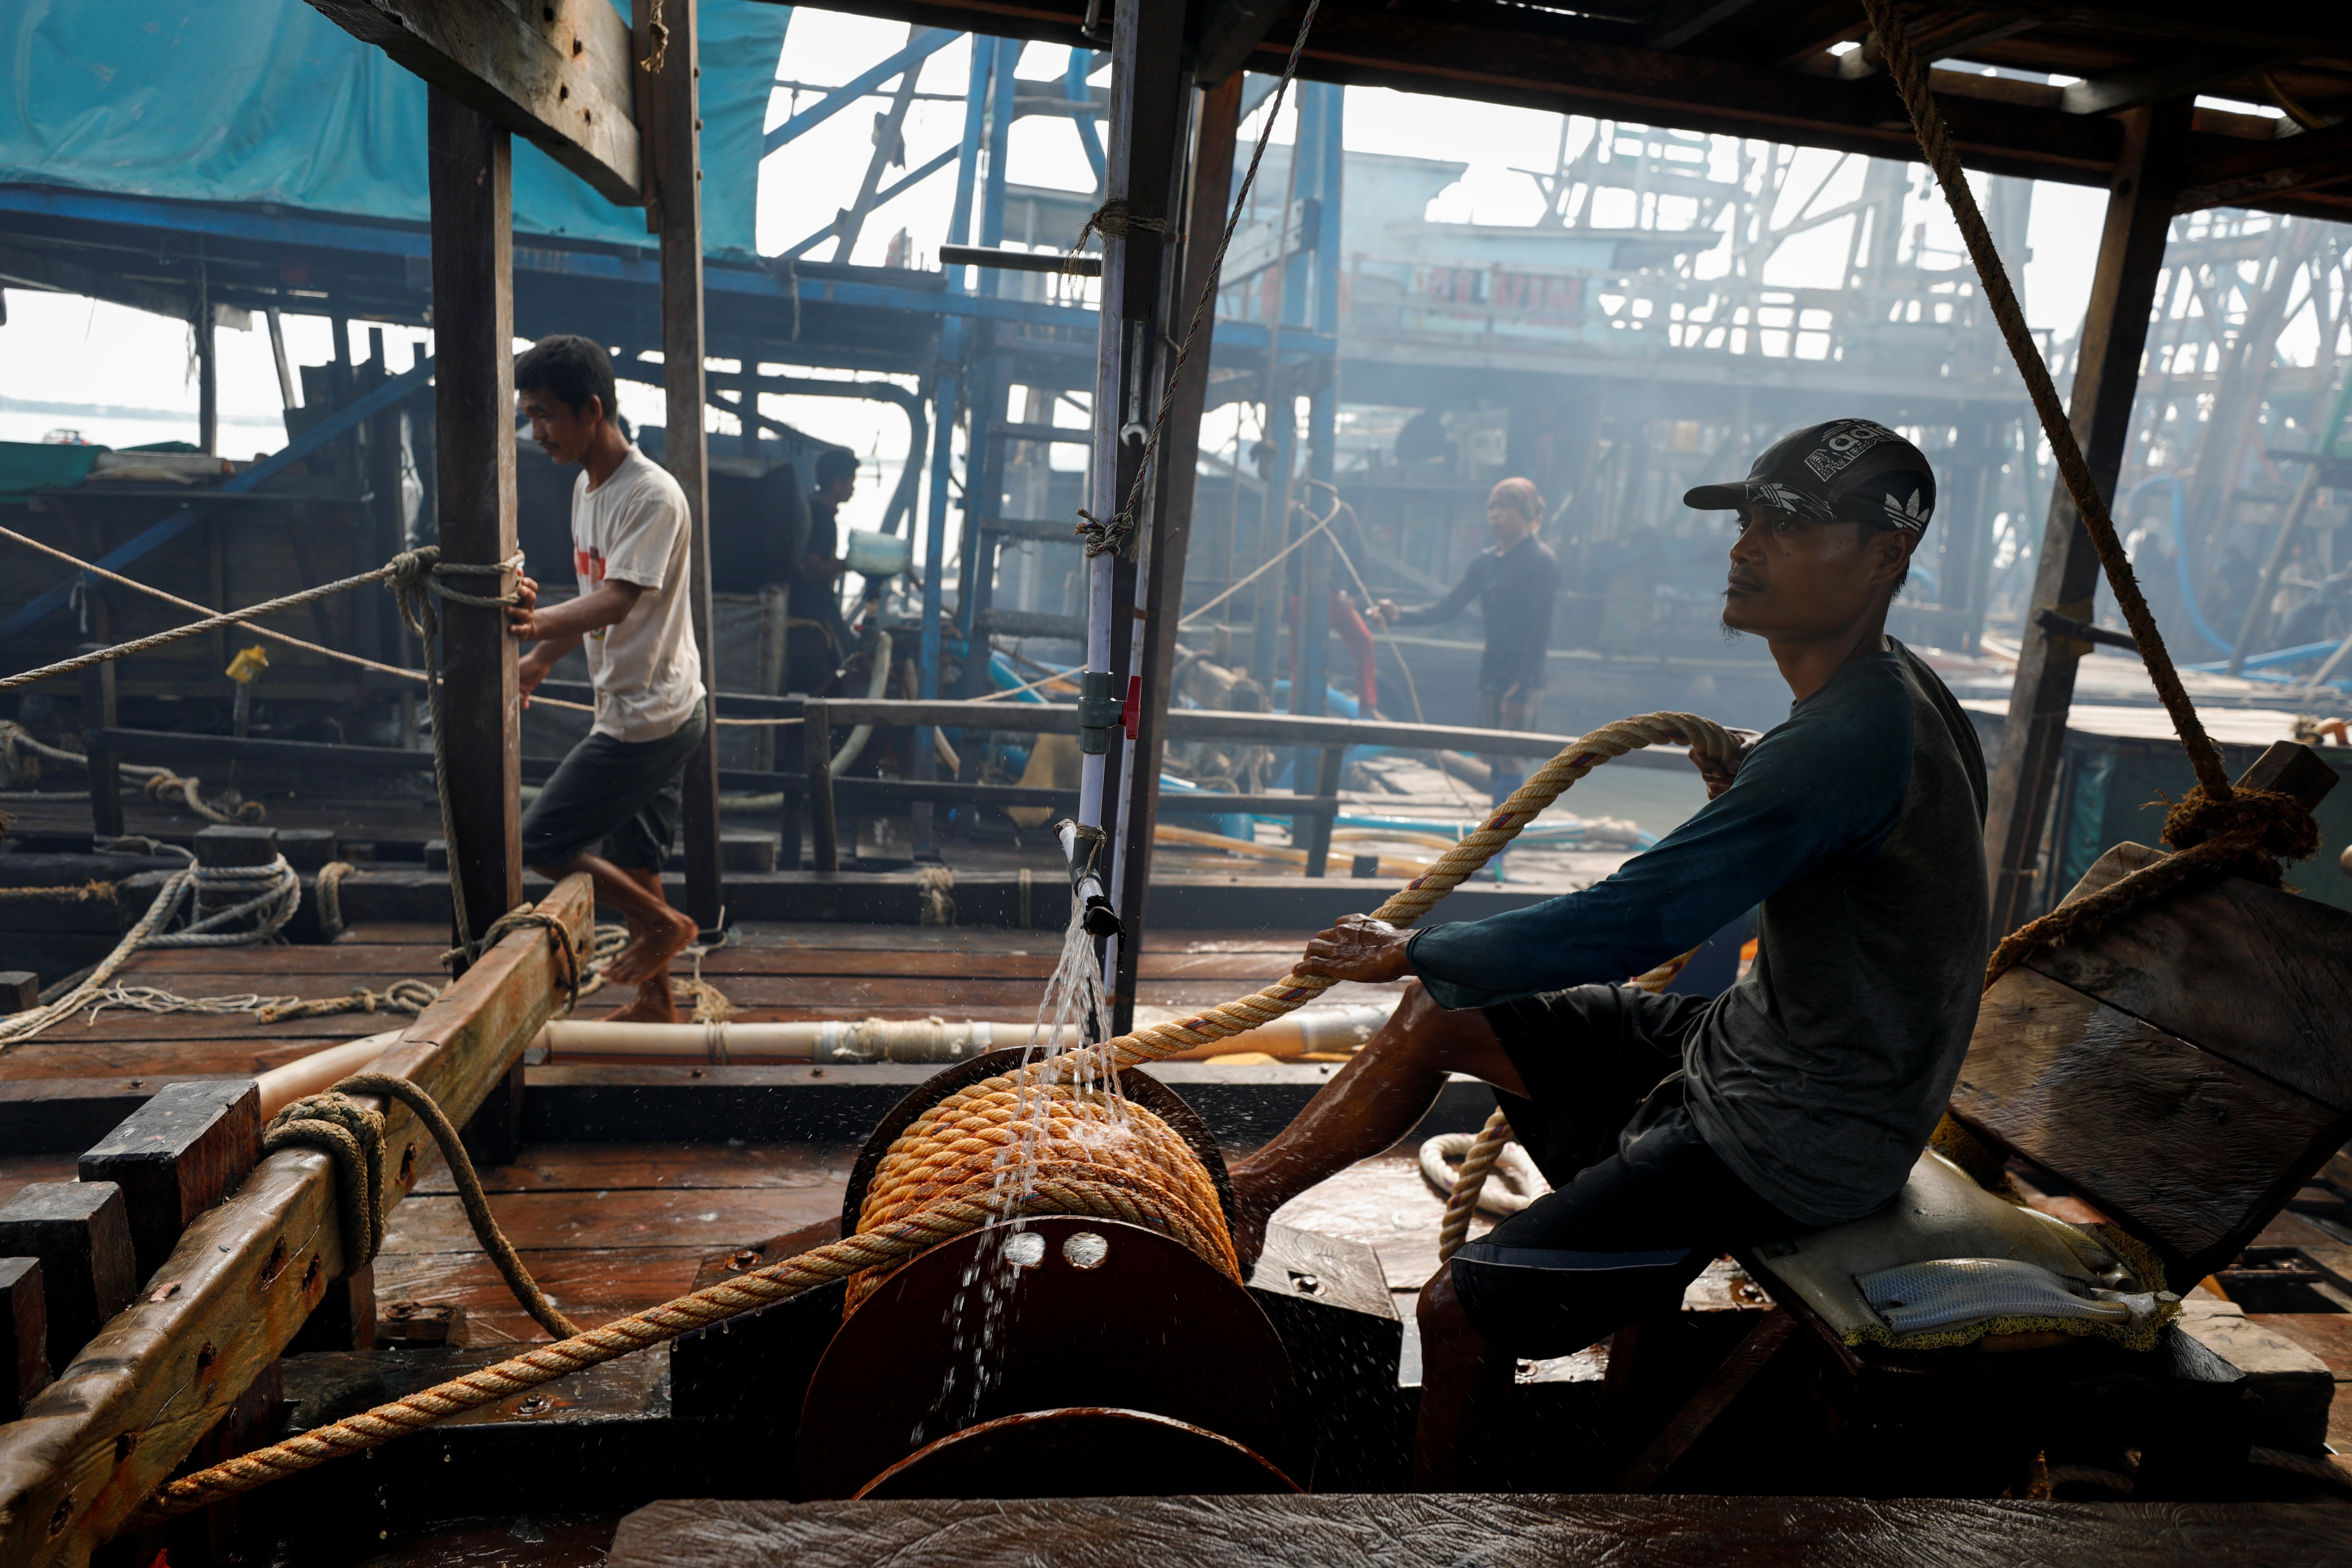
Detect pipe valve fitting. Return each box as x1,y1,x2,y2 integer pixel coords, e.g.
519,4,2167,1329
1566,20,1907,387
1076,669,1120,756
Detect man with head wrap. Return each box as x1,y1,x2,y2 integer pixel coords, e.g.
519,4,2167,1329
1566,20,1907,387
1374,477,1561,802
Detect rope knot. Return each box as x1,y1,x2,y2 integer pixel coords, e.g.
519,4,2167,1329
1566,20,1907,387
1074,506,1132,558
1072,200,1164,264
2159,785,2321,888
263,1089,386,1273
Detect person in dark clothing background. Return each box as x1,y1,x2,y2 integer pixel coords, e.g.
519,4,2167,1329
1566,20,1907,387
1375,476,1561,802
786,448,858,695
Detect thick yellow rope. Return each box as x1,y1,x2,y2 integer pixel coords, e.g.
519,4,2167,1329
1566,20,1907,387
135,710,1740,1525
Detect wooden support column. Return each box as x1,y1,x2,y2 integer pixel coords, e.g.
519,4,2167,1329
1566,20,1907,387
427,89,523,961
193,276,219,458
1109,71,1242,1029
1094,0,1196,1031
1982,100,2191,935
76,645,121,840
641,0,726,932
805,698,839,873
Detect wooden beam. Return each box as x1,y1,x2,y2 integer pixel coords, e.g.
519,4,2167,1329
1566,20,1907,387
1981,100,2193,936
1193,0,1288,88
428,91,524,961
2177,119,2352,212
1238,7,2128,189
0,876,592,1568
2059,50,2297,118
1110,71,1243,1029
303,0,642,205
640,0,726,932
1641,0,1763,51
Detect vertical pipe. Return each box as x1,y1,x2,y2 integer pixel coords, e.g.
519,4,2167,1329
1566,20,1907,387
916,371,960,850
1086,0,1187,1012
944,37,991,296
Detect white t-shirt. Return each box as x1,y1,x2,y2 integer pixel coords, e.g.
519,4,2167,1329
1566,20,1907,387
570,446,704,742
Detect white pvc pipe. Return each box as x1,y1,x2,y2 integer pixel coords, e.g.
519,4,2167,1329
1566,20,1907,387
525,999,1399,1066
255,1029,406,1119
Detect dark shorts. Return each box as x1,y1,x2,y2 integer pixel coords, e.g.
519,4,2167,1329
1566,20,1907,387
520,698,707,872
1450,984,1799,1359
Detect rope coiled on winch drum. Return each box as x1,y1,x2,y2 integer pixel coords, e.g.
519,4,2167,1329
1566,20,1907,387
849,1066,1239,1309
135,709,1743,1526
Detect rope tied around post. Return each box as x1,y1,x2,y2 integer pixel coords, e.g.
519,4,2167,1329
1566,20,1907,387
386,546,527,960
445,904,586,1007
262,1072,579,1338
1072,198,1166,258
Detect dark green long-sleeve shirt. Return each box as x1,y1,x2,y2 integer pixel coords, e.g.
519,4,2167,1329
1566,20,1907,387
1407,640,1990,1226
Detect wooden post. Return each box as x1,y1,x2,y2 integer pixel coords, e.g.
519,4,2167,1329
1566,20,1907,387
1300,745,1344,879
427,89,523,963
805,699,839,873
1982,100,2192,935
0,1258,43,1424
194,275,218,458
641,0,726,933
0,1182,134,1385
76,645,122,839
78,1080,261,1284
1091,0,1192,1028
779,691,805,871
1108,72,1242,1029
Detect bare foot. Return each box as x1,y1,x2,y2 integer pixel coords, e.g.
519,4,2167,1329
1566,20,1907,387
604,906,697,986
604,979,681,1025
1224,1161,1275,1272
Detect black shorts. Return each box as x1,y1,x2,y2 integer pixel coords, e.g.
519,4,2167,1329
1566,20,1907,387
520,698,707,872
1450,984,1800,1359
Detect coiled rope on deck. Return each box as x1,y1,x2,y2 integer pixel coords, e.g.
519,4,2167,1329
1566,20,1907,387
137,707,1742,1524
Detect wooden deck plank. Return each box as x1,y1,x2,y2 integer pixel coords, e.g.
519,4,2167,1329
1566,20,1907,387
381,1187,842,1257
409,1142,856,1196
606,1496,2352,1568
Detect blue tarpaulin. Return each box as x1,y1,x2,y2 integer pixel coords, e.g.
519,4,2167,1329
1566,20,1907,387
0,0,789,256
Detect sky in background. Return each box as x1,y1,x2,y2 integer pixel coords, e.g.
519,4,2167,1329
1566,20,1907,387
0,11,2128,554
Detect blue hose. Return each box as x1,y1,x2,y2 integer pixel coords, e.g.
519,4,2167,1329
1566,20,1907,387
2125,475,2236,657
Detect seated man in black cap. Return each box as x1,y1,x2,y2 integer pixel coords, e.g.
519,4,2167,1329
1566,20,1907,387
1225,419,1988,1486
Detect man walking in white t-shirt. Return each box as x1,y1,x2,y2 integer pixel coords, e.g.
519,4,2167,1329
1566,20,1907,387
505,335,707,1023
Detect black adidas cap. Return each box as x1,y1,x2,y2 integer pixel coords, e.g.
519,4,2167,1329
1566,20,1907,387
1683,418,1936,535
